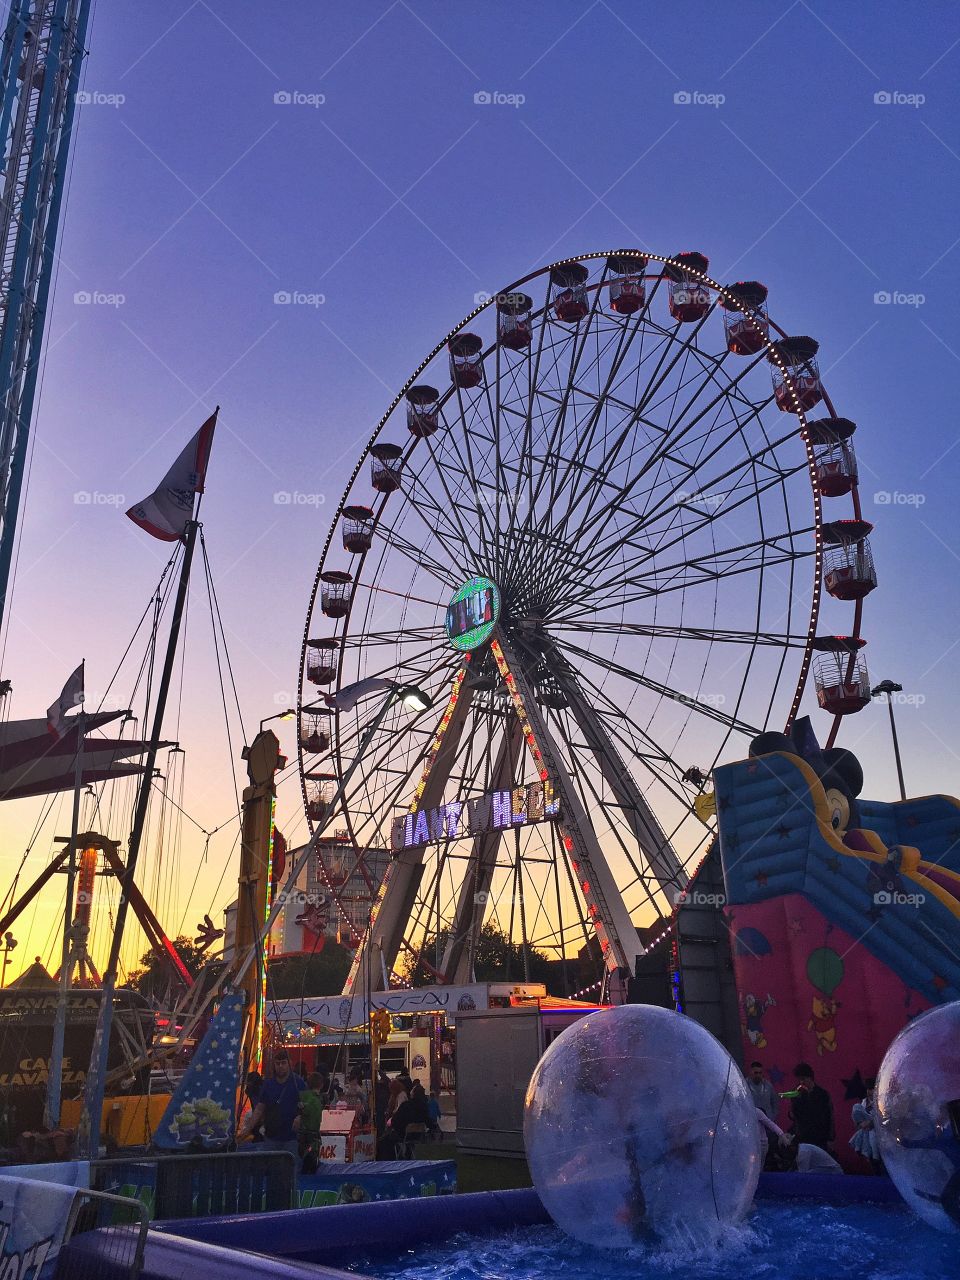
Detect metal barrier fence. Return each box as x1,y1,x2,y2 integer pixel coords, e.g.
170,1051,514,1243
91,1149,296,1219
53,1189,148,1280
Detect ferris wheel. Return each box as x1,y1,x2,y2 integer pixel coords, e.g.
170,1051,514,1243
297,250,873,992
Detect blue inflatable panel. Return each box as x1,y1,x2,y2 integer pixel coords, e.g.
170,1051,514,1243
59,1226,355,1280
156,1188,552,1263
295,1158,456,1206
756,1172,904,1204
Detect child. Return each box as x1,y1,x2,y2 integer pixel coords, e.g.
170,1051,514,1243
298,1071,327,1170
427,1088,442,1140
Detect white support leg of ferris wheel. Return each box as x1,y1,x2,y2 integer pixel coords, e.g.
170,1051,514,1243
491,633,645,977
548,650,686,898
341,668,476,996
440,714,524,986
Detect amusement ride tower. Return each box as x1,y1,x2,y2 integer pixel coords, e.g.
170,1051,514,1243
0,0,92,625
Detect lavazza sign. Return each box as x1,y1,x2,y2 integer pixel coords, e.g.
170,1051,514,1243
391,780,560,852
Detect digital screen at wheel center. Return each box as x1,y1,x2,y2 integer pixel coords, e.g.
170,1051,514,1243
445,576,501,651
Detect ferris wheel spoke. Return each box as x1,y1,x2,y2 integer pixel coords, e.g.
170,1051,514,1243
506,316,650,600
551,619,808,647
557,636,761,735
372,518,466,592
502,276,617,592
397,436,495,575
566,382,787,586
561,464,813,612
567,346,774,558
600,518,812,597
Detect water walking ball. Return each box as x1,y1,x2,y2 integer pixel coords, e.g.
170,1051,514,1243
875,1001,960,1233
523,1004,760,1248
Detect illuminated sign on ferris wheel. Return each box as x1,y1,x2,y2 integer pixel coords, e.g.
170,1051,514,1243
445,575,500,651
390,779,560,852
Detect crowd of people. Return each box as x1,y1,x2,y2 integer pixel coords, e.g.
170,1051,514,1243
238,1051,443,1170
747,1059,882,1175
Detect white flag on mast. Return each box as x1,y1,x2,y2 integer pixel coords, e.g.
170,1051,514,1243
322,676,393,712
47,661,84,738
126,408,218,541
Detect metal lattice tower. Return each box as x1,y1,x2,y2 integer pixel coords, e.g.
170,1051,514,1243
0,0,91,623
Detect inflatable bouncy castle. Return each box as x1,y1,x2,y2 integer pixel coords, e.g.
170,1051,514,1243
712,721,960,1167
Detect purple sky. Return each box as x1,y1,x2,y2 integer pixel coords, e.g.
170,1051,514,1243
2,1,959,978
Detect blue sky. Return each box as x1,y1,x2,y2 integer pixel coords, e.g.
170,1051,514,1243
2,0,959,975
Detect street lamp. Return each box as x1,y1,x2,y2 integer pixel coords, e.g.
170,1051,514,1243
396,685,433,713
259,708,295,734
871,679,906,802
0,932,17,986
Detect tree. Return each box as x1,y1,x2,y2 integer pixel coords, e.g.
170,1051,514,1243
124,935,205,1000
399,923,552,987
266,943,353,999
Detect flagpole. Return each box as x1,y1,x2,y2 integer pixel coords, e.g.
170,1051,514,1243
79,520,200,1158
44,678,84,1130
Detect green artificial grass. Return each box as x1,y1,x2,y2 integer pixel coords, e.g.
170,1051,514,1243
410,1140,533,1193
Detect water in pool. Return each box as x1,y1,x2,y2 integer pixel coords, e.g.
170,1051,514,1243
347,1203,954,1280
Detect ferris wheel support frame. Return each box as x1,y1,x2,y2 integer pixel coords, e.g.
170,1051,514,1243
546,648,686,897
490,632,645,978
439,713,524,985
342,665,477,995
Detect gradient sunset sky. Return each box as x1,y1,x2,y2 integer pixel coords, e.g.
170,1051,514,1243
1,1,958,979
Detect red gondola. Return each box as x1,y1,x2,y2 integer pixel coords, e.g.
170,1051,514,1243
300,711,331,755
664,251,711,323
606,254,648,316
807,418,858,498
406,385,440,437
320,570,352,618
551,263,590,323
497,292,533,350
719,280,769,355
306,772,337,823
448,334,484,388
306,639,338,686
815,651,871,715
769,336,822,413
342,505,374,553
370,443,403,493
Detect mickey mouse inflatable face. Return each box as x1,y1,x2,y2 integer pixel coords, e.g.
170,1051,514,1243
748,720,865,843
824,786,851,836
